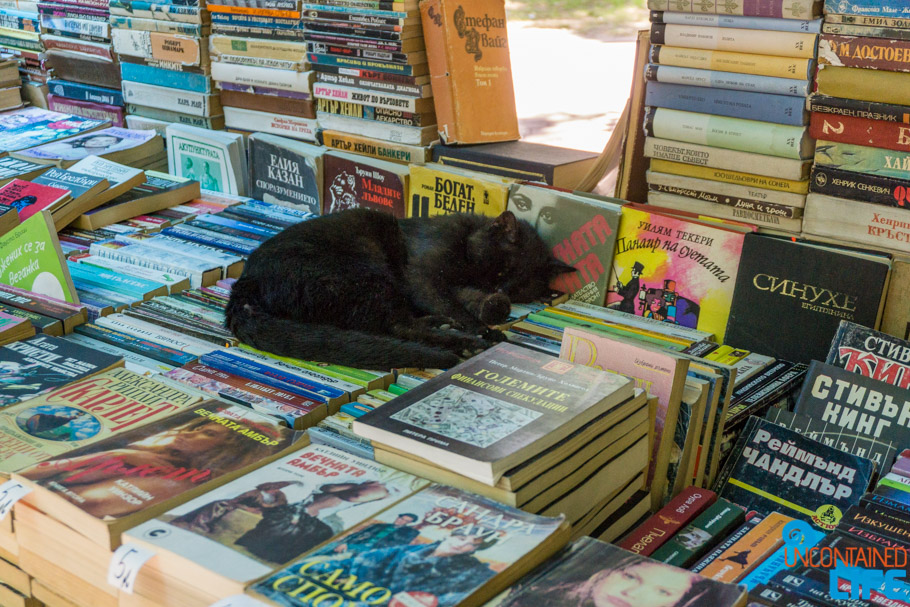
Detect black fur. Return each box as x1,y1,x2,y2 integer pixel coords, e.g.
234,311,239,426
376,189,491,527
225,208,575,369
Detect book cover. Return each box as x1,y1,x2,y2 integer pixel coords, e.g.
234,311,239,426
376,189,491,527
167,126,243,195
617,486,717,556
419,0,518,144
606,203,749,343
0,367,200,474
408,163,513,218
827,320,910,388
819,34,910,72
353,342,633,485
0,211,78,303
725,234,889,365
0,107,108,154
127,444,427,584
0,157,49,185
0,334,121,407
14,127,158,165
248,133,324,215
31,167,106,202
507,183,621,305
323,150,409,217
809,112,910,153
0,179,70,221
697,511,793,582
649,497,746,567
249,484,568,607
714,416,875,530
809,165,910,208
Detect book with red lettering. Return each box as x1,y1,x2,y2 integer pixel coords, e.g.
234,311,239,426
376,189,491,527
507,183,623,306
12,400,299,549
0,178,70,222
322,150,409,217
0,367,198,479
617,486,716,556
122,444,428,606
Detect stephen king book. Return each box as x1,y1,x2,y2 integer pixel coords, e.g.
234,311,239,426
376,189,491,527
827,320,910,389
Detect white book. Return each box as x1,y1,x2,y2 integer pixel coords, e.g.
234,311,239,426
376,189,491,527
315,112,437,146
312,82,428,113
95,314,218,356
647,191,804,233
212,62,314,93
62,333,175,375
646,169,807,208
111,28,206,65
118,233,244,273
557,301,715,342
644,137,811,181
223,107,317,143
803,193,910,255
89,241,217,288
122,81,221,117
166,123,247,195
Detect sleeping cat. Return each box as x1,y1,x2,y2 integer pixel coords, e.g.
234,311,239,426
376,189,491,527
226,208,575,369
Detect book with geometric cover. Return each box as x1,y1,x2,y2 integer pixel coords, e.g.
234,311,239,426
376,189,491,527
13,400,299,549
0,367,200,476
486,536,747,607
248,484,570,607
0,334,122,408
125,444,429,602
353,342,634,485
714,416,875,530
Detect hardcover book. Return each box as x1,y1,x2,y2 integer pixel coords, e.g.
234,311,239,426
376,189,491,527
506,183,622,305
606,203,751,343
419,0,518,144
617,485,717,556
408,163,514,218
124,444,428,602
249,484,571,607
13,400,299,549
724,234,890,365
248,132,324,214
323,150,409,217
714,416,875,530
0,334,121,408
827,320,910,389
353,342,634,485
0,367,199,476
649,497,746,567
819,34,910,72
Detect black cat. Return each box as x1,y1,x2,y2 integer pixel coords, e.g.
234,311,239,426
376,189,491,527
225,208,575,369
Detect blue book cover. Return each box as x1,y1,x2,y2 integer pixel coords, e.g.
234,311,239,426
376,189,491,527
644,64,809,98
236,200,314,221
66,261,165,298
737,522,825,590
161,225,259,255
645,81,808,126
199,350,336,403
824,0,910,17
193,213,280,237
46,79,124,106
120,62,213,93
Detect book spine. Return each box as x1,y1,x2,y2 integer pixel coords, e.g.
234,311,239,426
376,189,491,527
307,52,419,75
0,12,38,31
73,322,196,365
649,158,809,193
45,79,123,105
209,35,308,61
46,95,125,126
185,218,267,242
647,168,806,206
307,32,414,53
109,1,205,23
122,81,219,116
39,15,110,38
127,104,226,129
617,487,716,555
213,55,305,70
861,493,910,517
808,93,910,124
119,54,210,75
690,516,763,573
823,0,910,18
827,14,910,28
119,234,242,269
306,42,412,64
819,34,910,72
822,21,910,39
648,179,802,216
816,64,910,106
650,11,822,32
313,81,421,112
302,8,405,25
645,138,811,180
815,139,910,180
88,243,202,287
212,62,314,92
647,191,804,232
223,106,318,141
315,67,428,98
645,107,811,159
120,61,214,93
644,64,809,97
95,314,217,355
199,351,332,403
210,0,298,9
162,225,258,255
187,362,325,409
645,81,807,125
650,23,817,58
803,193,910,255
307,426,374,458
316,113,431,145
650,44,813,80
316,98,428,127
319,130,425,164
647,0,818,19
210,3,300,17
64,333,176,374
212,23,306,39
211,11,303,28
66,263,164,298
111,29,205,65
302,2,407,18
809,112,910,152
110,15,206,35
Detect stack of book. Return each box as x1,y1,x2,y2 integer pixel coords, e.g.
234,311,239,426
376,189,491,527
306,0,439,159
209,0,315,140
40,0,123,125
112,0,222,133
0,49,24,112
0,2,45,106
803,1,910,254
643,0,822,234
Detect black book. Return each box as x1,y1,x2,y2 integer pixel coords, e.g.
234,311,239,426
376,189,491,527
725,234,891,364
248,133,324,216
827,320,910,389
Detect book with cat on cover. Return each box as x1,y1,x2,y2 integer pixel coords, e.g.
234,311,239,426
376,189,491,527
124,444,429,604
559,326,689,506
506,183,622,305
248,483,571,607
249,133,324,215
12,400,300,550
606,203,753,343
724,235,891,365
0,367,199,477
353,342,634,486
486,537,747,607
826,320,910,389
714,416,875,530
323,151,409,217
0,334,121,408
419,0,518,144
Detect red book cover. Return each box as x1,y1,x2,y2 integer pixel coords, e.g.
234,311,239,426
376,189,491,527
181,362,325,413
0,179,70,221
819,34,910,73
617,486,717,556
810,112,910,153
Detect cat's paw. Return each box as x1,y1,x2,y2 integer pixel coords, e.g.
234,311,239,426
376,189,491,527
480,328,507,343
415,315,464,331
479,293,511,325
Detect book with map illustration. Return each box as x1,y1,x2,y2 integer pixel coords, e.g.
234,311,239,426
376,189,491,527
124,444,428,605
353,342,634,486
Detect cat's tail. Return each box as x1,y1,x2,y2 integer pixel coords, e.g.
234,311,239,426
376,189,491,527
225,285,459,370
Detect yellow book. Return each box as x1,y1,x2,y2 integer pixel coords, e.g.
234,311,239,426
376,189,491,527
816,64,910,106
649,159,810,194
543,307,692,347
408,162,514,217
651,45,813,80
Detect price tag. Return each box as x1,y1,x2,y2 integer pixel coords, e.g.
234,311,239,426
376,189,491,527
107,543,156,593
0,480,31,522
210,595,269,607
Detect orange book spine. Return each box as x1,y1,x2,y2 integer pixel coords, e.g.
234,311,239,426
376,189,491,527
208,4,300,18
420,0,455,143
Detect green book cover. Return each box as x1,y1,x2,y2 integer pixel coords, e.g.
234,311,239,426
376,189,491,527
0,210,78,303
814,140,910,180
650,497,745,567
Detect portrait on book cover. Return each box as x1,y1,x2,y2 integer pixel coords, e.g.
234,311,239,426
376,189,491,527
23,129,147,162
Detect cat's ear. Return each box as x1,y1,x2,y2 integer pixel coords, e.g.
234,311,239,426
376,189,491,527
549,258,576,275
491,210,519,244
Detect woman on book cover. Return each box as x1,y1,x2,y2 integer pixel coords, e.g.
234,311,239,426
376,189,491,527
17,413,282,518
170,480,301,535
496,550,732,607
